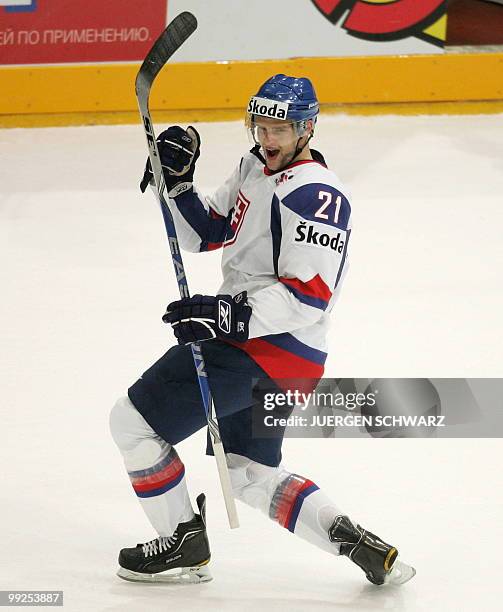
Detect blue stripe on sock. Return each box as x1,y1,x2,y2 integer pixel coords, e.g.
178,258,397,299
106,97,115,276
287,484,319,533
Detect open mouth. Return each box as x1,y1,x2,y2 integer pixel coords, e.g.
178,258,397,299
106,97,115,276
265,148,280,162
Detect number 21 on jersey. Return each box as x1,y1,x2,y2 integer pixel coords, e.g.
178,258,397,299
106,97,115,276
315,190,342,224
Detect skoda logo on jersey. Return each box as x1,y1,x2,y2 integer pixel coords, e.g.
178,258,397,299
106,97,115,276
295,221,345,253
218,299,232,334
248,97,289,120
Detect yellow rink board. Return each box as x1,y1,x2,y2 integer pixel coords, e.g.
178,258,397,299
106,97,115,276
1,53,502,127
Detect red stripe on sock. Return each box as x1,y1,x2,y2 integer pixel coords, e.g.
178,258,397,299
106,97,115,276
130,458,185,493
275,477,316,528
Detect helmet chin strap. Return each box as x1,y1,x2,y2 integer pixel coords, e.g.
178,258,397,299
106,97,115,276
273,132,314,173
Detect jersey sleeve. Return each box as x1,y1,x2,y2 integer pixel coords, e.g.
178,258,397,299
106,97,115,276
163,163,242,253
247,182,351,338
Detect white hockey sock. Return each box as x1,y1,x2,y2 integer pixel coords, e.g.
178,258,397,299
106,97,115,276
227,454,343,556
125,442,194,537
110,396,195,537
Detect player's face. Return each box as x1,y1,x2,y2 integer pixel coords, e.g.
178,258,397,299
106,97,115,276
253,117,301,172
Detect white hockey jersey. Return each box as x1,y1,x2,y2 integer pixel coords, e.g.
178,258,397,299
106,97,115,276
166,149,352,381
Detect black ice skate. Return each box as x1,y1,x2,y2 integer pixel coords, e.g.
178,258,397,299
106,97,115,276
329,515,416,586
117,493,211,584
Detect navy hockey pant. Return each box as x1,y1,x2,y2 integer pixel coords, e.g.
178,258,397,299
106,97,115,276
128,340,286,467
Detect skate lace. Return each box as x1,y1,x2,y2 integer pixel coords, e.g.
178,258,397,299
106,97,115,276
142,532,178,557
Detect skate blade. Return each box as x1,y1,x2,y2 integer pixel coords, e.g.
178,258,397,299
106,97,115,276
385,559,416,586
117,562,212,584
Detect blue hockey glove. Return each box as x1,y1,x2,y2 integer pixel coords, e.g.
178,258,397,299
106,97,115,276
162,292,252,345
140,125,201,194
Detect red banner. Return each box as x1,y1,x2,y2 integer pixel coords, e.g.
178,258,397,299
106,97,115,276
0,0,167,65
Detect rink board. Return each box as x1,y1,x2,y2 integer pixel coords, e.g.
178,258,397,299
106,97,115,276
1,52,503,127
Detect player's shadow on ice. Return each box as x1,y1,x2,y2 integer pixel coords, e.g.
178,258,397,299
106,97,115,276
104,578,407,611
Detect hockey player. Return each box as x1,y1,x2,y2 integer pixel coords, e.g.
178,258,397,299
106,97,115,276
110,74,415,586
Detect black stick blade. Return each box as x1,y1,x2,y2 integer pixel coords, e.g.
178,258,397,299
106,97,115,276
136,12,197,95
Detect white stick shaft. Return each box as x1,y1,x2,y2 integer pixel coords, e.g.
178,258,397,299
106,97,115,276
212,440,239,529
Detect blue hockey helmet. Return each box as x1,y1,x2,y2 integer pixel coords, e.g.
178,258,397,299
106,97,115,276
247,74,319,124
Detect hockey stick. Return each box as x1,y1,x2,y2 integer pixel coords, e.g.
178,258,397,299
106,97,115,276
135,12,239,529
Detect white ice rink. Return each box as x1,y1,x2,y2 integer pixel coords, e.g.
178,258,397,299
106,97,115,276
1,114,503,611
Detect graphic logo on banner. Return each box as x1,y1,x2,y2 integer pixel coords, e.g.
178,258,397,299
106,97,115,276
0,0,167,64
311,0,447,47
1,1,37,13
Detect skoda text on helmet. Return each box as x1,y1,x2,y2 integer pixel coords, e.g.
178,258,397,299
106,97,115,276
246,74,320,171
247,74,319,123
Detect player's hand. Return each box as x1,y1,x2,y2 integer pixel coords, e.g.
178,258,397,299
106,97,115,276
140,126,201,193
162,292,252,345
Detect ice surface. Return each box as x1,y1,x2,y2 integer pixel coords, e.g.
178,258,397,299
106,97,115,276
1,114,502,611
